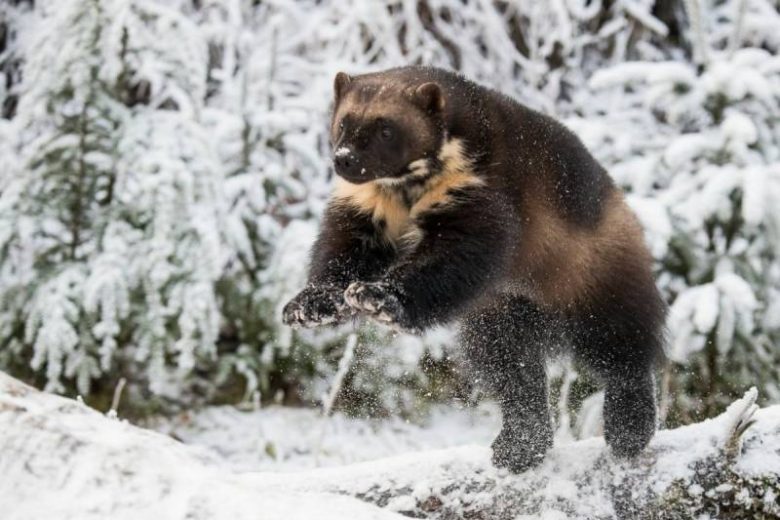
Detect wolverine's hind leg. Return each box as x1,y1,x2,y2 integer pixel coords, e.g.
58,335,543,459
603,367,657,458
571,283,665,458
461,295,559,473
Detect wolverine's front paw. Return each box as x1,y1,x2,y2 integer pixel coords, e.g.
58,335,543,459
282,285,351,329
344,281,415,332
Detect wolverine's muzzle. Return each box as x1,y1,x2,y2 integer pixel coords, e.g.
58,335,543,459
333,147,369,182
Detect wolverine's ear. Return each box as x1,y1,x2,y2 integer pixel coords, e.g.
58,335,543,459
334,72,352,102
413,82,445,113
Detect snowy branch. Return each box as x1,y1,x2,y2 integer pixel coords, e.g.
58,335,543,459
1,371,778,519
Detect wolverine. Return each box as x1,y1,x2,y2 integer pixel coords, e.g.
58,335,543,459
283,66,666,472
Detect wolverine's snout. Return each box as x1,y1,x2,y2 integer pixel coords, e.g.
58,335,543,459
333,146,367,182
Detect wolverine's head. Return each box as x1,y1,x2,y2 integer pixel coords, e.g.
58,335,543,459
329,71,446,184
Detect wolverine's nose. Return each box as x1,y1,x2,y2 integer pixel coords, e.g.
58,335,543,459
333,147,361,179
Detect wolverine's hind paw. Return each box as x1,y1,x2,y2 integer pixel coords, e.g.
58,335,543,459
344,281,414,331
491,425,552,474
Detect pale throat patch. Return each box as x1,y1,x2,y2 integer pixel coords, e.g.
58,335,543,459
332,138,484,250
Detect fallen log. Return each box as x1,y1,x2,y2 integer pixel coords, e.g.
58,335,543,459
1,372,778,519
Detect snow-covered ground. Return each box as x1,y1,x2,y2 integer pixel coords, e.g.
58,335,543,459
2,372,779,519
150,403,502,472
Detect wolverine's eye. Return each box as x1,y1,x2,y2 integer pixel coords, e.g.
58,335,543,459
380,125,394,141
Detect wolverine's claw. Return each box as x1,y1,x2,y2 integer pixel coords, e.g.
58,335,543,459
344,281,411,331
282,285,350,329
344,282,391,313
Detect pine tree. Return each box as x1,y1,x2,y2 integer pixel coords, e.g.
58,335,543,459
0,0,223,402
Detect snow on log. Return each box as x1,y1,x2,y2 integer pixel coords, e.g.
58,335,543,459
1,372,779,520
0,372,402,520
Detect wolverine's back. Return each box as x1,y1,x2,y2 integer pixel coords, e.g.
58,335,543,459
362,67,652,313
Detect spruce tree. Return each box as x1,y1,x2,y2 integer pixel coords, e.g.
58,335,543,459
0,0,223,402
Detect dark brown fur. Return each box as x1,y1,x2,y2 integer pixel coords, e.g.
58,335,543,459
284,66,666,473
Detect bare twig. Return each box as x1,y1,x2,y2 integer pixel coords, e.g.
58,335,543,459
108,377,126,418
322,332,358,417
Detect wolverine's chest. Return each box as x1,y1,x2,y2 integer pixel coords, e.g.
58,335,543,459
331,138,485,248
333,179,428,249
334,174,483,249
